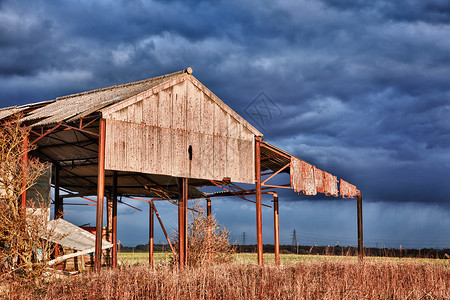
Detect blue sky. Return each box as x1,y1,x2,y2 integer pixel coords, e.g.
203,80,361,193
1,0,449,249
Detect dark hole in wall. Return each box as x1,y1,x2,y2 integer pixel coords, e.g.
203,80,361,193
188,145,193,161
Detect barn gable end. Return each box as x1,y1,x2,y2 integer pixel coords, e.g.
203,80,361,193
102,74,258,184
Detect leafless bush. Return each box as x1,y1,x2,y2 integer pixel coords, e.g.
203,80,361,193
0,115,53,279
171,200,235,266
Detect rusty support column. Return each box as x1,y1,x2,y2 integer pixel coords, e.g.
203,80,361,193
94,118,106,271
106,195,113,267
357,192,364,260
273,193,280,266
206,197,211,260
255,136,263,266
112,171,118,268
20,134,28,209
184,178,188,262
149,202,154,267
177,178,188,267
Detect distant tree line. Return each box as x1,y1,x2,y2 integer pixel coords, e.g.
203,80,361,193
122,243,450,259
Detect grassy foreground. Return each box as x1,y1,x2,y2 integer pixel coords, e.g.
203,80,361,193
3,253,449,299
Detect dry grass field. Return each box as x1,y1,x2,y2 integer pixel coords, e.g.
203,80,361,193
2,253,448,299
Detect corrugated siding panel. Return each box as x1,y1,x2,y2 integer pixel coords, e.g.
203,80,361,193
187,82,202,133
202,95,214,135
172,81,186,130
157,87,173,128
105,80,255,184
142,95,158,127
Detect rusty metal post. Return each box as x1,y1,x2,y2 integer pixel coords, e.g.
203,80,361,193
152,201,176,256
255,136,263,266
94,118,106,271
206,197,211,260
357,192,364,260
177,178,187,267
206,197,211,218
105,195,113,267
273,193,280,266
20,134,28,209
183,178,188,263
149,202,154,267
112,171,118,268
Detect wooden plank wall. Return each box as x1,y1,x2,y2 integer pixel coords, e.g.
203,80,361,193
105,80,255,184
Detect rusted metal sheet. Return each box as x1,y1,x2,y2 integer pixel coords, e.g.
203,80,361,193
302,161,316,195
290,157,302,194
324,171,339,197
104,79,256,184
340,179,358,198
314,167,325,194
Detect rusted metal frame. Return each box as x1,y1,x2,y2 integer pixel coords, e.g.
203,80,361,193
209,180,255,203
59,168,98,187
183,178,188,265
130,196,198,212
105,195,113,267
260,143,291,159
255,136,263,266
20,134,28,209
94,118,106,271
261,162,290,185
177,178,188,267
60,193,96,199
150,200,176,257
206,191,272,208
261,154,284,161
273,193,280,266
60,122,99,137
118,199,142,211
206,198,212,260
29,122,63,145
112,171,118,268
142,176,178,199
53,156,98,163
357,192,364,261
261,171,275,176
149,202,154,267
260,184,292,189
37,139,98,154
78,115,101,130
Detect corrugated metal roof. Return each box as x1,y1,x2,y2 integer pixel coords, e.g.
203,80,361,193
20,70,186,126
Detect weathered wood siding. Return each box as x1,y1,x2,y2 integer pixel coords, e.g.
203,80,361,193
104,79,255,184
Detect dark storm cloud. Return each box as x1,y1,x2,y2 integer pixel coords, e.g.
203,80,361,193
1,0,449,207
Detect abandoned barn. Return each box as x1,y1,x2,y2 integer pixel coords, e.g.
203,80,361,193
0,68,362,269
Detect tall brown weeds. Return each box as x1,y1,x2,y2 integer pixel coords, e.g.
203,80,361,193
4,259,449,299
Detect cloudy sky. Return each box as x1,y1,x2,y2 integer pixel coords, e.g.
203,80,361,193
1,0,449,249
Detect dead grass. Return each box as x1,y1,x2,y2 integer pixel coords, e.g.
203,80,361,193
3,257,449,299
